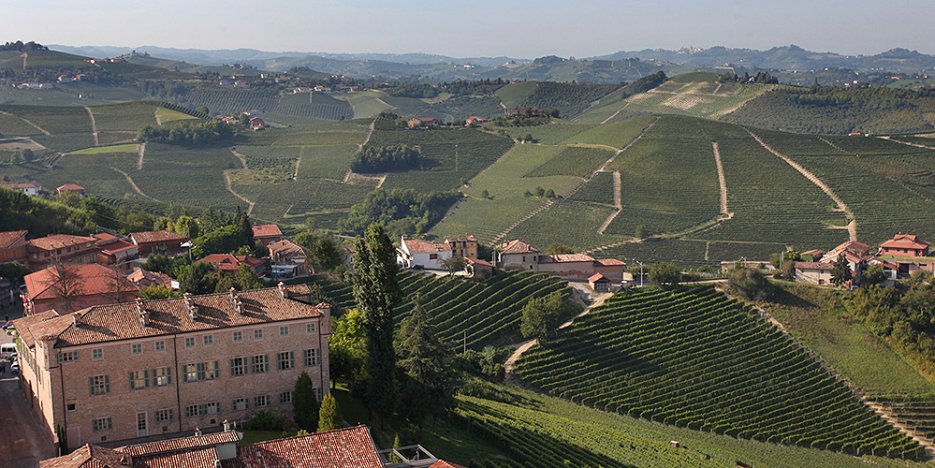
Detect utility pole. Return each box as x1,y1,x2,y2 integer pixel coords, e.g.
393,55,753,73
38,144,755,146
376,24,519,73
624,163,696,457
463,330,466,354
635,260,644,287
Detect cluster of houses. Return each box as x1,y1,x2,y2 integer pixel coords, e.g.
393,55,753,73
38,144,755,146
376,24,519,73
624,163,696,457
792,233,935,287
216,113,266,130
1,181,86,198
0,223,312,316
396,236,627,292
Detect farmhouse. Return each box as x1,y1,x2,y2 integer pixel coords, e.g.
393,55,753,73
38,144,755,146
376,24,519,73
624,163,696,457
13,284,330,447
130,230,189,257
23,263,140,314
879,233,930,257
446,234,479,259
252,223,284,246
589,273,612,292
56,183,85,197
0,230,28,264
465,257,495,278
793,261,836,286
497,240,540,271
267,239,309,278
397,237,452,270
496,239,626,281
537,253,598,281
1,181,43,196
407,117,439,129
27,234,100,269
249,116,266,130
465,116,488,126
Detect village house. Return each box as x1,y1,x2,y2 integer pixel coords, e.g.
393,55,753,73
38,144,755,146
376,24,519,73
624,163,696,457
127,267,179,291
27,234,100,269
593,258,627,282
23,263,140,314
794,240,873,287
252,223,284,246
56,184,86,197
249,116,266,131
0,230,28,264
2,181,43,196
876,233,935,278
496,239,625,281
793,261,836,286
397,237,452,270
465,257,495,279
446,234,479,259
92,233,140,272
464,116,488,126
497,240,540,271
267,239,309,278
198,253,268,276
879,233,930,257
129,230,189,257
537,253,598,281
407,117,439,129
588,273,612,292
13,283,331,448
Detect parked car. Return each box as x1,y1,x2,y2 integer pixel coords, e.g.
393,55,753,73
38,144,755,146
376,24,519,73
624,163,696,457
10,361,19,375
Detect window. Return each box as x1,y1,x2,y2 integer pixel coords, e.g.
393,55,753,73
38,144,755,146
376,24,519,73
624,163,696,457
155,340,165,352
92,348,103,361
230,357,248,377
186,362,220,382
251,355,268,374
156,409,173,422
254,329,264,340
200,402,219,416
280,326,289,336
131,343,142,355
92,417,112,432
185,405,198,418
303,349,319,367
184,364,198,383
66,403,76,412
89,375,110,395
59,351,78,363
277,351,294,371
232,398,248,411
203,335,213,346
154,367,171,386
129,370,149,390
184,337,195,348
429,253,438,260
254,395,269,408
279,391,292,404
306,323,316,334
233,331,243,342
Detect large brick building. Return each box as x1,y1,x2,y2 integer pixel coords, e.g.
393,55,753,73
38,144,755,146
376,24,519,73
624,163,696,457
24,263,140,314
13,283,331,448
26,234,100,269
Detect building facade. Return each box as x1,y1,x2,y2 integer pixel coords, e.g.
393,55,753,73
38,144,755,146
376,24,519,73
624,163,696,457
27,234,100,269
14,284,330,448
0,230,28,264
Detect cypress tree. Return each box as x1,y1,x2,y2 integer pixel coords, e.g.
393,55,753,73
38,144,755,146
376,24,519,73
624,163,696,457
398,296,454,421
351,223,401,421
293,372,320,432
317,394,341,432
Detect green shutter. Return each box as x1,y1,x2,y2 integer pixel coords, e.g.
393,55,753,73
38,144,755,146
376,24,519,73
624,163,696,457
89,377,94,395
129,371,134,390
144,369,150,388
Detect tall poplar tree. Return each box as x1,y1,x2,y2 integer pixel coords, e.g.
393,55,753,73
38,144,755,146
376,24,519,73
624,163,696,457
351,224,400,421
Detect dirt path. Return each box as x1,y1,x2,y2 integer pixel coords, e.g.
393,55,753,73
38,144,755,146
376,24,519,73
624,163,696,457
881,136,935,152
597,116,658,173
504,292,613,379
600,101,630,125
83,106,100,146
711,142,732,217
358,119,375,151
229,148,248,169
112,167,160,201
154,108,163,126
746,129,857,241
712,83,723,95
293,156,302,180
491,199,555,244
20,52,27,70
597,171,623,235
0,111,51,136
136,142,145,170
223,171,255,216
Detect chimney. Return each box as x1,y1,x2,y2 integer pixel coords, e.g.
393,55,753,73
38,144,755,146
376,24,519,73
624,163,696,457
315,302,332,335
234,297,245,315
72,312,83,328
223,419,231,432
229,287,237,306
184,293,198,320
136,298,149,327
194,426,202,436
277,282,288,300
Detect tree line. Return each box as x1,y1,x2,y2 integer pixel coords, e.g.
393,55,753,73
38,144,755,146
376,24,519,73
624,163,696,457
350,144,423,173
137,119,234,146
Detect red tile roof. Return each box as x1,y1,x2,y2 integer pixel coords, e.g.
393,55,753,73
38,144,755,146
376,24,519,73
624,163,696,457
499,240,538,254
795,261,835,271
588,272,608,283
430,461,466,468
198,254,266,272
821,240,872,264
402,238,450,254
596,258,626,266
252,224,283,239
0,230,27,248
25,263,140,302
18,284,321,347
239,425,383,468
466,257,494,268
27,234,97,251
881,234,930,250
127,268,176,288
268,239,305,257
133,447,217,468
119,430,241,457
56,184,85,192
130,230,188,245
40,443,130,468
546,253,595,263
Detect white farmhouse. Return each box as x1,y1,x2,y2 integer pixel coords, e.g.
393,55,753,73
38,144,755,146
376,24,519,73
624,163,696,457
397,236,452,270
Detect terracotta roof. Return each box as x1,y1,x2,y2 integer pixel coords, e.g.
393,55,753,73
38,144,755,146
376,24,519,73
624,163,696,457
25,263,140,302
588,273,608,283
0,230,27,248
12,310,66,348
403,238,450,254
57,184,85,192
133,448,217,468
801,249,825,256
795,261,835,271
19,284,321,347
130,230,188,245
499,240,538,254
466,257,494,268
252,224,283,239
1,181,41,189
546,253,595,263
268,239,305,257
239,425,383,468
881,234,930,250
821,240,872,264
120,430,241,457
430,461,466,468
198,254,266,272
127,268,176,288
596,258,626,266
93,234,138,255
27,234,97,251
40,443,130,468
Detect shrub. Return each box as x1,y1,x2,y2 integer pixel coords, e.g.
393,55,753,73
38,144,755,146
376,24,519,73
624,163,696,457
244,410,285,431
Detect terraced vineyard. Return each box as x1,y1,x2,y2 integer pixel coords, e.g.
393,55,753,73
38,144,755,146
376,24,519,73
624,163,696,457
515,287,923,459
874,396,935,444
313,271,572,348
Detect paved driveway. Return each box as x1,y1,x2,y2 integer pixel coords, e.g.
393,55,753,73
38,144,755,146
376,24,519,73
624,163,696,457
0,376,56,467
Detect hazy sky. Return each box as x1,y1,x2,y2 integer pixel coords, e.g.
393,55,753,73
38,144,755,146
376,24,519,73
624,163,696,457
5,0,934,57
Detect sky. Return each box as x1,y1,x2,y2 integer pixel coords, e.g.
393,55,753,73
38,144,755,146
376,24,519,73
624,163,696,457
4,0,934,58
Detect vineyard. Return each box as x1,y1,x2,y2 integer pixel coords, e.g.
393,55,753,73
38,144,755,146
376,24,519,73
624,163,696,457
177,88,353,120
314,271,572,348
874,396,935,444
515,287,923,459
524,146,613,178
